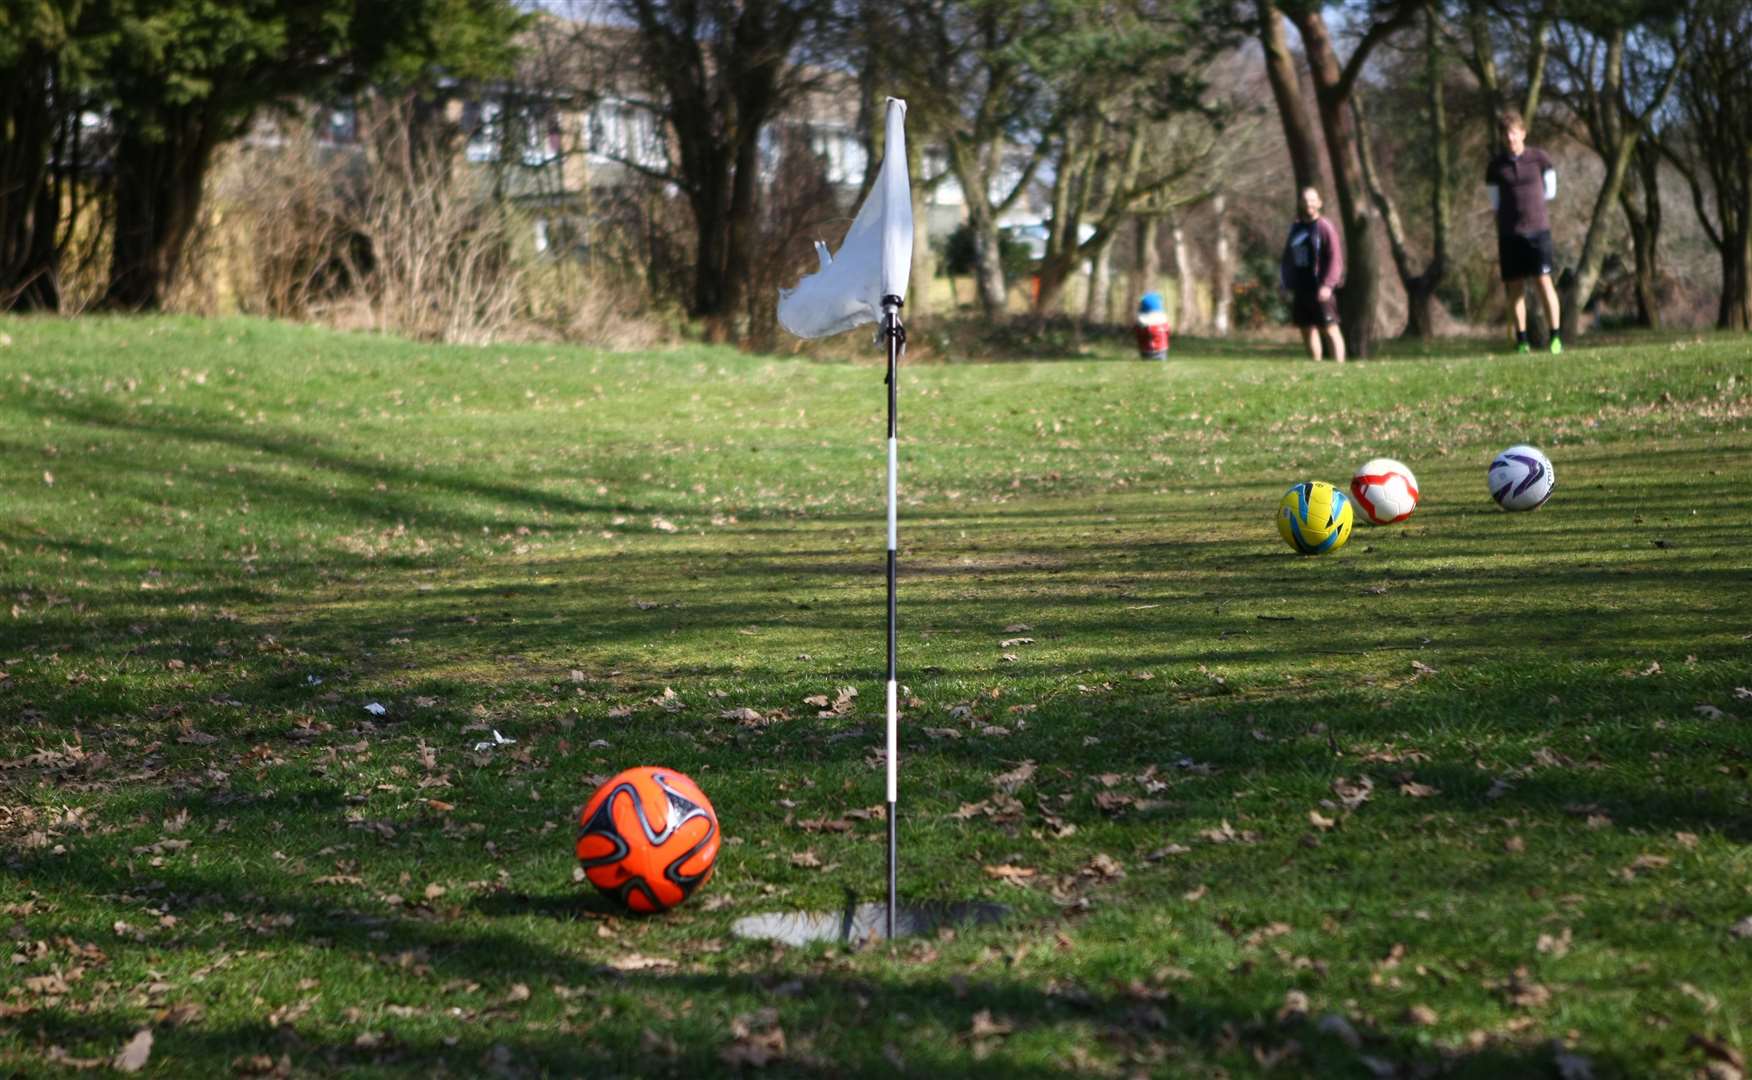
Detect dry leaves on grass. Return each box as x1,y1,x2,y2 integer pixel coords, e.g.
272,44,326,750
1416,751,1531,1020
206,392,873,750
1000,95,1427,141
1080,854,1124,882
803,686,858,718
1402,1004,1439,1027
1490,966,1553,1009
969,1009,1015,1039
983,864,1036,884
1200,820,1258,845
112,1030,152,1073
1308,810,1337,831
604,952,676,972
1332,775,1374,810
721,1010,787,1068
1398,780,1440,799
991,760,1036,793
1685,1033,1745,1079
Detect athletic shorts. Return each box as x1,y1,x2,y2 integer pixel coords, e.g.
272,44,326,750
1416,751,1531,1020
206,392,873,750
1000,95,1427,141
1291,289,1338,328
1498,230,1554,282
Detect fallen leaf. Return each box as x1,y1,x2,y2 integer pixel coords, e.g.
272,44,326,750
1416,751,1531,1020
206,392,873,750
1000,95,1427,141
1145,842,1191,861
1730,916,1752,940
1403,1004,1438,1026
1685,1033,1745,1075
722,1012,786,1067
113,1029,153,1073
719,707,766,725
999,637,1034,648
1308,810,1336,831
969,1009,1014,1038
983,864,1036,884
1182,884,1208,902
789,850,822,869
1278,990,1310,1024
1332,775,1374,810
1081,853,1124,881
1537,928,1572,956
1494,966,1552,1008
1199,820,1257,845
1398,781,1439,798
991,760,1036,793
606,953,675,972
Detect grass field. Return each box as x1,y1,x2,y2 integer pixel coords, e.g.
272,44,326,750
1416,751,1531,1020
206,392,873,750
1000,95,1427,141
2,315,1749,1078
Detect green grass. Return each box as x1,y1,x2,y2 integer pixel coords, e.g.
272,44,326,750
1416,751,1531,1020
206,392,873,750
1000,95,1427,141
2,314,1750,1078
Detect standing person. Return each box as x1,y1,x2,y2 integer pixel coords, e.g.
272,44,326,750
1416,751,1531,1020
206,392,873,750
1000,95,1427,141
1485,110,1563,354
1279,187,1346,363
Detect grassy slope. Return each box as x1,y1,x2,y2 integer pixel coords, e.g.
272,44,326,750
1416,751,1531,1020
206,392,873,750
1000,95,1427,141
2,315,1750,1078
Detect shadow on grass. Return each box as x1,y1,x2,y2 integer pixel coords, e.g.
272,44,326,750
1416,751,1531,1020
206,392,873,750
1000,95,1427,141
7,840,1626,1078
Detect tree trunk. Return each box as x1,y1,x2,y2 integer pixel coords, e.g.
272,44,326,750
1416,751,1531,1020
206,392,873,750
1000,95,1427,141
1211,192,1232,336
716,125,764,340
972,218,1009,317
1289,6,1413,360
1258,0,1323,192
1618,141,1662,328
103,113,223,311
1722,224,1752,330
907,130,931,323
1557,26,1684,341
0,47,61,311
1352,4,1451,342
1130,212,1160,316
1082,229,1115,326
1171,216,1197,331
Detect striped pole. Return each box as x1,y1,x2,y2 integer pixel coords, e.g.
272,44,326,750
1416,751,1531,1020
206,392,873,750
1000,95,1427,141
881,294,904,940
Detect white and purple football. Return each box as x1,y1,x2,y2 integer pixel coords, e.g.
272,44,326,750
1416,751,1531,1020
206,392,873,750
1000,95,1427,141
1488,444,1555,511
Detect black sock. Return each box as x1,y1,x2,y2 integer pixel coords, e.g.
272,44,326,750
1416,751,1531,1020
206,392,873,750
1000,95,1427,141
1516,329,1529,345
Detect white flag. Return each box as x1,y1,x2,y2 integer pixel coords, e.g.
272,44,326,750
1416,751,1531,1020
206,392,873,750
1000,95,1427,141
777,97,913,339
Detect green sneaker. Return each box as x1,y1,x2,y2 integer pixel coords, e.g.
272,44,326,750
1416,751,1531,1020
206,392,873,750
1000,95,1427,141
1516,341,1531,355
1549,335,1563,355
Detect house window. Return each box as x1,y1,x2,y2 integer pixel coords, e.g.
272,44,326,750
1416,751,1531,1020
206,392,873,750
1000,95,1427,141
808,125,867,186
587,100,666,170
464,100,502,163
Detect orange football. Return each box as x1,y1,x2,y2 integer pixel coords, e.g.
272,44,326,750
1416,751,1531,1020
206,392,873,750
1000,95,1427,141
576,766,719,913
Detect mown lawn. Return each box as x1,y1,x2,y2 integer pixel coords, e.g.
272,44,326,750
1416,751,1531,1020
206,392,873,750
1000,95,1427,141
1,315,1749,1078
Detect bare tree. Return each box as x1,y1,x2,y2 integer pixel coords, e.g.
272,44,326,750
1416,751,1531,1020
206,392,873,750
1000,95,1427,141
577,0,837,340
1353,2,1454,340
1663,1,1752,330
1547,15,1686,339
1281,0,1423,358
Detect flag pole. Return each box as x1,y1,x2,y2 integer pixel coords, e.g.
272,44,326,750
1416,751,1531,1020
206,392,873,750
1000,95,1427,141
881,292,904,940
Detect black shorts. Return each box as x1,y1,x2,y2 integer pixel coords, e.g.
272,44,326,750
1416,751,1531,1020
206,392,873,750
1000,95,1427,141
1498,230,1554,282
1291,289,1338,328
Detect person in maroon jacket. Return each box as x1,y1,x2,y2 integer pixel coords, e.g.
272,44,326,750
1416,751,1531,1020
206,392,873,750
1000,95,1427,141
1279,186,1345,363
1485,110,1563,354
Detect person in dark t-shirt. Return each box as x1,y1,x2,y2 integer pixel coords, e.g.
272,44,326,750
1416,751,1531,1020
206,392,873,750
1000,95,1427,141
1485,110,1563,354
1278,186,1346,363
